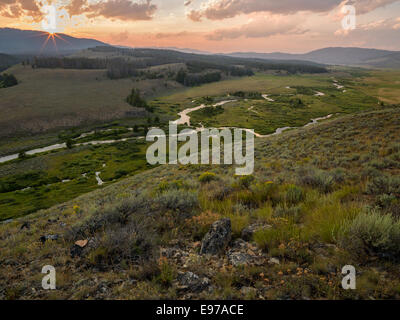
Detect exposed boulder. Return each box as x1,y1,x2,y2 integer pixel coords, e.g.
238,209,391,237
39,234,59,244
177,272,210,293
268,257,280,265
240,286,257,296
200,219,231,255
228,252,252,267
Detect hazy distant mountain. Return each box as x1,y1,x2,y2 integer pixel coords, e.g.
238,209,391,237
227,47,400,68
0,28,108,55
155,47,212,55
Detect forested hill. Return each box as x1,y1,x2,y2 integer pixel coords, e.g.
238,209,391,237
31,46,328,86
0,28,108,55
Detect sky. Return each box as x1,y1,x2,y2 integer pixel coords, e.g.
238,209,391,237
0,0,399,53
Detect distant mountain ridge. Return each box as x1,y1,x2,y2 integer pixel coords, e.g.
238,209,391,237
1,28,399,68
227,47,400,68
0,28,108,55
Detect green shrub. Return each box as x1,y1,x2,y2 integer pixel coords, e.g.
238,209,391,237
237,175,255,189
339,211,400,258
199,172,217,184
298,168,334,193
155,179,189,194
202,180,233,201
366,175,400,195
285,185,305,206
376,194,397,209
157,258,176,287
86,219,158,267
274,204,302,222
254,223,301,252
156,189,198,213
249,181,280,204
235,190,260,208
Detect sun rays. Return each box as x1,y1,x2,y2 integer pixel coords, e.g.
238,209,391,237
39,31,70,54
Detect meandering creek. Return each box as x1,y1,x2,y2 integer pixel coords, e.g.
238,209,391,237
0,93,336,165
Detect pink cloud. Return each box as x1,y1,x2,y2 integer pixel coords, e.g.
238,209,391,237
188,0,400,21
206,15,308,40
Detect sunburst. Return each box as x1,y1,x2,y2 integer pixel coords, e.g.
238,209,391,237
39,32,70,54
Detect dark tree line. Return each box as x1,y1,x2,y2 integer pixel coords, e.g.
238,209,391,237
88,46,327,75
230,91,263,99
126,88,154,112
32,57,139,79
30,46,327,85
176,69,222,87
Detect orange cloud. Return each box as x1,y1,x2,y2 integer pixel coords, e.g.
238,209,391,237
206,15,308,40
0,0,42,21
188,0,400,21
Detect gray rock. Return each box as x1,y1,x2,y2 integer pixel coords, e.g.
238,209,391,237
200,219,231,255
228,252,252,267
240,286,257,296
268,258,280,265
177,272,210,292
39,234,59,244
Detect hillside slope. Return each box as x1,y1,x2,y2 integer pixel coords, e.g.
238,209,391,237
1,107,399,300
228,47,400,68
0,28,108,55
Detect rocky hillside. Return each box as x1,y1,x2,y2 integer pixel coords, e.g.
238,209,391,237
0,107,399,300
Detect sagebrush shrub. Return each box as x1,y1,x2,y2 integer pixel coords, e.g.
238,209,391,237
285,185,305,206
155,179,189,194
199,172,218,184
339,211,400,258
202,180,233,201
237,175,255,189
366,175,400,195
376,194,397,209
155,189,198,213
298,168,334,193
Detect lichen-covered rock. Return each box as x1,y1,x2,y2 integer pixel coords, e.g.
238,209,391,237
228,252,252,267
200,219,231,255
177,272,210,292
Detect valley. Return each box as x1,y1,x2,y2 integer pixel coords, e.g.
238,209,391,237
0,44,399,300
